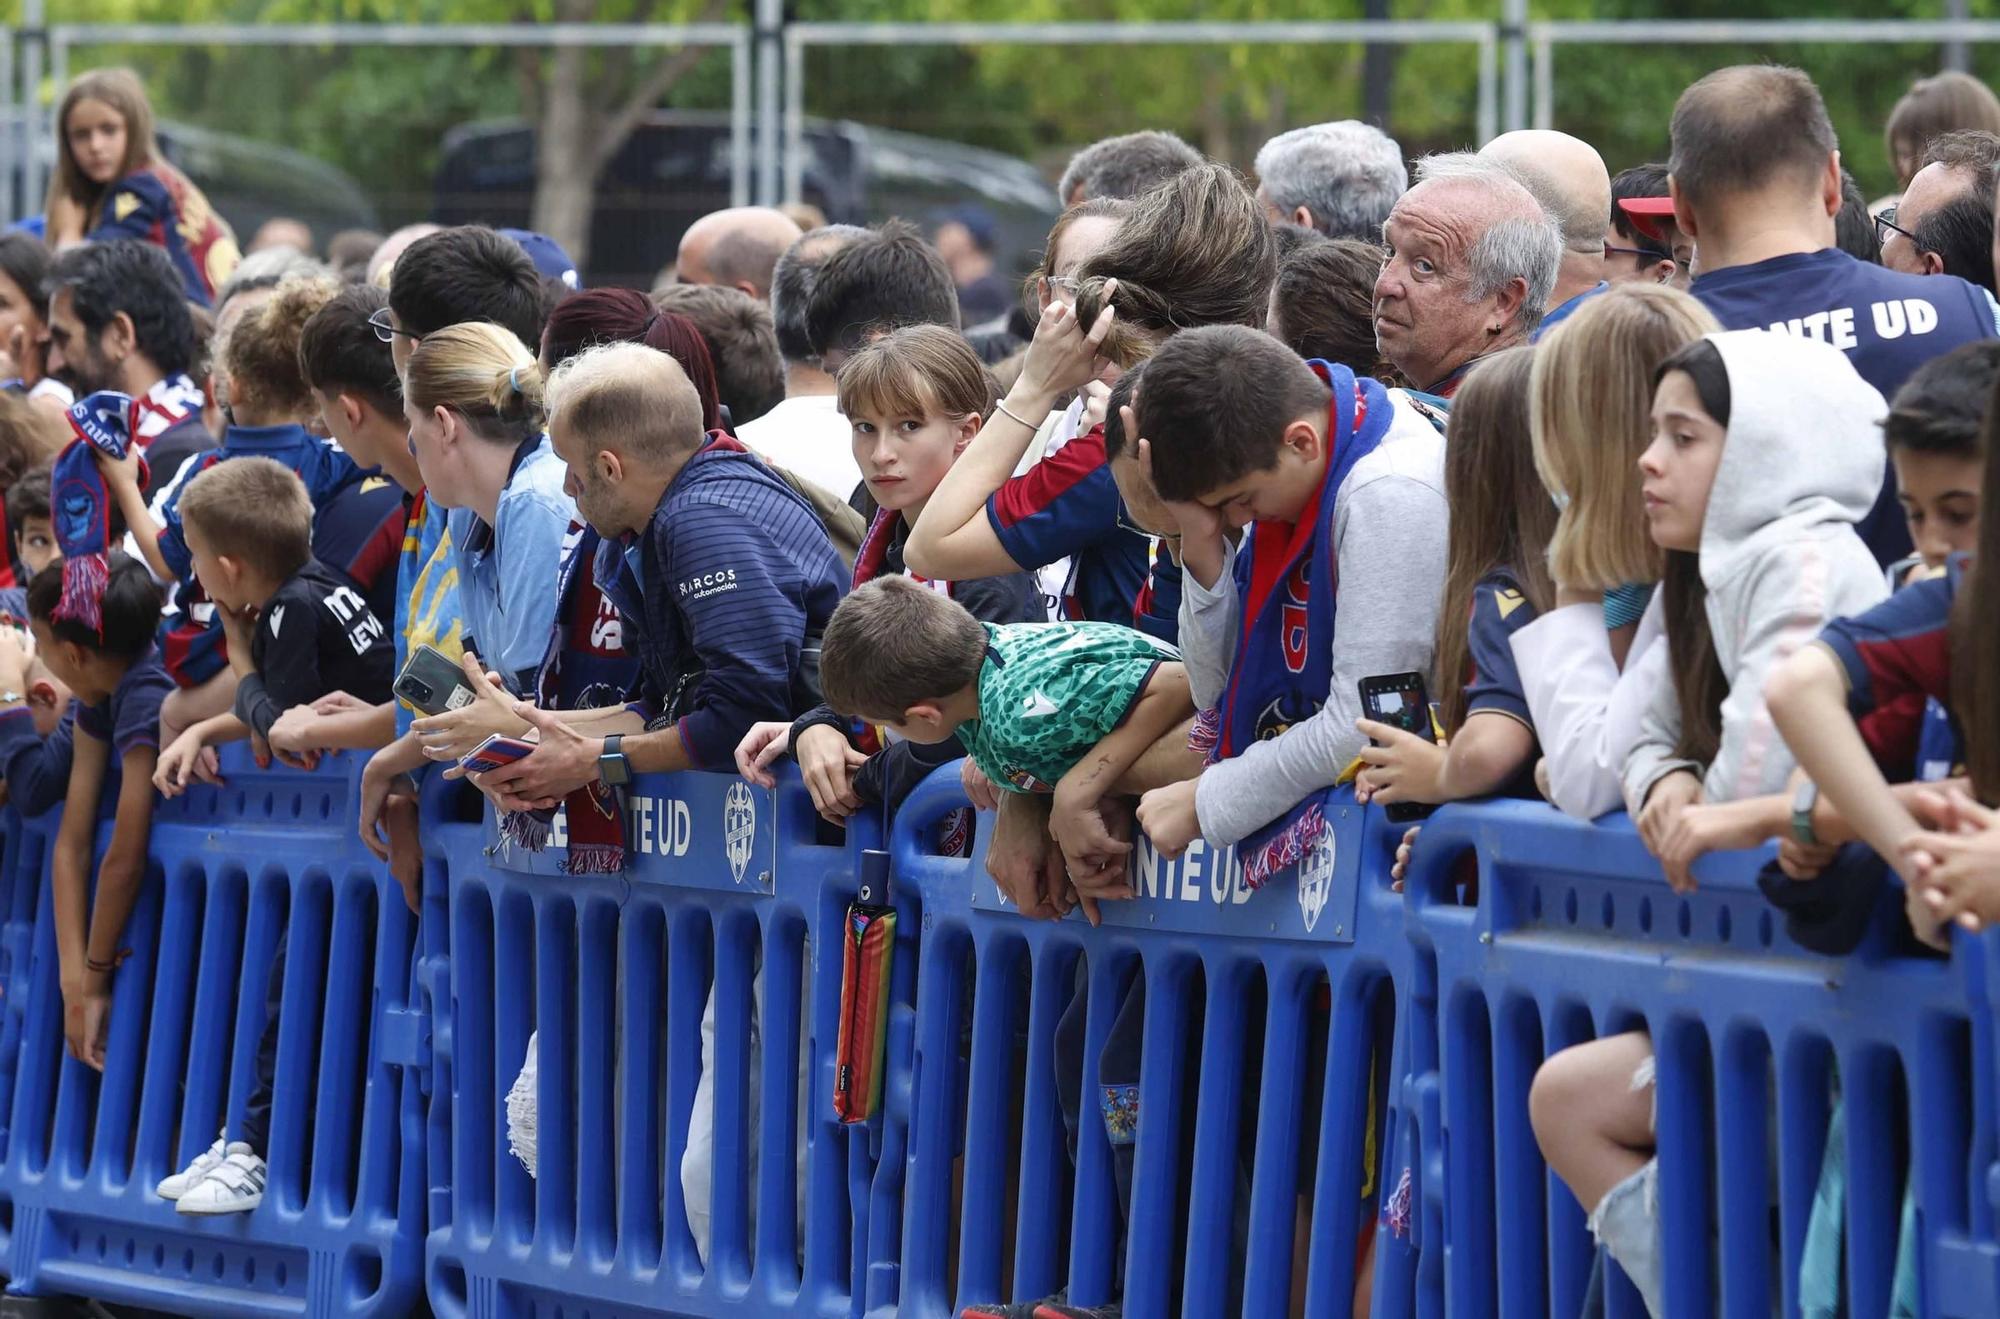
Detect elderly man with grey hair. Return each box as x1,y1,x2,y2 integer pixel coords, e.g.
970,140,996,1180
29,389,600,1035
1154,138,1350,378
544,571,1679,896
1372,152,1562,396
1480,129,1614,335
1254,120,1408,240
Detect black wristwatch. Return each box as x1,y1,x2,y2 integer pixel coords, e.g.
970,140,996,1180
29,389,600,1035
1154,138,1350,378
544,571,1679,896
597,733,631,788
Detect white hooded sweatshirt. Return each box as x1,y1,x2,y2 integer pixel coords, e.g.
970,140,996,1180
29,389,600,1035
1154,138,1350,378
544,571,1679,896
1621,329,1891,814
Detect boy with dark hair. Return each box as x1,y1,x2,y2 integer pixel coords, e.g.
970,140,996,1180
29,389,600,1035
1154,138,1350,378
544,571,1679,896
1883,339,2000,581
650,282,787,428
281,284,436,760
1128,325,1446,882
5,461,56,586
26,551,171,1072
384,225,546,374
819,575,1195,889
43,241,214,497
800,220,961,369
151,456,394,1217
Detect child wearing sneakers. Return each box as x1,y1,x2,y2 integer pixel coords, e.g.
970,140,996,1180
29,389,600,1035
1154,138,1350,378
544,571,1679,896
151,457,394,1216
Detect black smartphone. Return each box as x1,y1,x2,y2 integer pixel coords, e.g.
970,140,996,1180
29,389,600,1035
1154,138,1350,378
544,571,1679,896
394,644,476,718
1359,671,1438,825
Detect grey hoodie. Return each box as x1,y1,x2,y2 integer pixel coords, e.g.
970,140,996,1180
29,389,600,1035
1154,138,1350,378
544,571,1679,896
1622,329,1890,813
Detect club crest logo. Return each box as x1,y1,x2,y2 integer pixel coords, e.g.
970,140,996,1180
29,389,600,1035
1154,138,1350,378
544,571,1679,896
723,782,757,883
1298,828,1335,933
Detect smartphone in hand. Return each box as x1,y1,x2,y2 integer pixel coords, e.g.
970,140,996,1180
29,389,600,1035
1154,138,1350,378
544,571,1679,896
394,644,476,717
1359,671,1439,825
459,734,538,777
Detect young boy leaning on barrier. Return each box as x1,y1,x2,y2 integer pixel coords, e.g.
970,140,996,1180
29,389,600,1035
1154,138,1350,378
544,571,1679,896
817,575,1200,921
152,457,394,1217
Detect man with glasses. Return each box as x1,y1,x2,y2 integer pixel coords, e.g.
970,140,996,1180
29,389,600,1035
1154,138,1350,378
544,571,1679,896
383,226,547,377
1878,130,2000,292
1668,64,2000,565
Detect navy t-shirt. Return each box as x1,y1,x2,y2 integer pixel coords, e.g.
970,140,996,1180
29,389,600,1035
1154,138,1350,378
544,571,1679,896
77,644,174,763
984,423,1181,643
1692,248,1998,565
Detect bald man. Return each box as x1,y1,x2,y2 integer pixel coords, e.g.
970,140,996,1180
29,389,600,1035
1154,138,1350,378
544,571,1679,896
1373,154,1563,396
676,206,804,301
1481,129,1613,334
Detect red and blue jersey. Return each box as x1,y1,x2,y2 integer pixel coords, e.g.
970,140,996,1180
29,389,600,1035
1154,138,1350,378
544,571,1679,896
1816,555,1962,780
984,422,1180,644
89,166,241,308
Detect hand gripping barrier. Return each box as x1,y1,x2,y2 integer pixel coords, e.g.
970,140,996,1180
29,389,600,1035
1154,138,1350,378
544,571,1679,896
1398,800,1997,1319
0,745,1991,1318
0,746,427,1317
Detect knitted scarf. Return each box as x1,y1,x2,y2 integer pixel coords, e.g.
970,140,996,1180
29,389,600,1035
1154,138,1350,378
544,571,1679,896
1210,364,1390,888
501,521,638,873
52,391,148,636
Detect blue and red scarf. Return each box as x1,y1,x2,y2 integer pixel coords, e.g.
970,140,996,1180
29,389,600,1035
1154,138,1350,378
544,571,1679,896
501,521,640,873
52,391,148,637
1209,362,1392,888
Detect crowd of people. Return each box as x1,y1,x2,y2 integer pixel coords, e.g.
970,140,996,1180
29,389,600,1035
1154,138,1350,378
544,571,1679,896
3,52,2000,1319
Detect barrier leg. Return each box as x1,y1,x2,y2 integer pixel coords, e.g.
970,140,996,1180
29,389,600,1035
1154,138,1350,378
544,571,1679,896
1492,993,1547,1317
1123,958,1191,1319
1009,939,1076,1305
1178,955,1250,1319
955,933,1027,1310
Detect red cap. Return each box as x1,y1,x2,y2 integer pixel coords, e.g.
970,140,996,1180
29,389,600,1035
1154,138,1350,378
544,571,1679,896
1618,196,1677,246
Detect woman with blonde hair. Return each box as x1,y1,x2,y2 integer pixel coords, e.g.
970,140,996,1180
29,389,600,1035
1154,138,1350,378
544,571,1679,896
1510,282,1720,819
45,68,239,305
403,322,574,695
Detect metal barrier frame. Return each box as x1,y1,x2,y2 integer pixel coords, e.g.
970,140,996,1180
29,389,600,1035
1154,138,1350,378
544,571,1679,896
774,19,1502,207
28,22,755,218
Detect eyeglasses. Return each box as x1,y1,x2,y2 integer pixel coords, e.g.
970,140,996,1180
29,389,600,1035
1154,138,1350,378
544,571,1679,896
1045,275,1081,304
368,307,420,345
1874,205,1919,247
1605,244,1673,264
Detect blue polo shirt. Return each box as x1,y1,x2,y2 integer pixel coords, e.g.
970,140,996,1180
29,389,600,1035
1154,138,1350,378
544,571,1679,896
448,435,575,693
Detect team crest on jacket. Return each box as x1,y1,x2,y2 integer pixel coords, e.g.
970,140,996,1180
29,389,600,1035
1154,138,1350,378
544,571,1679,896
723,782,756,883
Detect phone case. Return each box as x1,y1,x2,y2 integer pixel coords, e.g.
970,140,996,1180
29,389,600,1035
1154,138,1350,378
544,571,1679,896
833,849,896,1125
395,646,476,717
460,739,535,776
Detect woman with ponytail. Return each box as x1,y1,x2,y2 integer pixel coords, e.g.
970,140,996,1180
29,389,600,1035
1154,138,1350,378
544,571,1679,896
404,322,575,693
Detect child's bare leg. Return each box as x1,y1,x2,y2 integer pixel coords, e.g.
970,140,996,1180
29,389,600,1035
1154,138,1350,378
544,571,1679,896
1111,716,1202,794
1528,1030,1656,1213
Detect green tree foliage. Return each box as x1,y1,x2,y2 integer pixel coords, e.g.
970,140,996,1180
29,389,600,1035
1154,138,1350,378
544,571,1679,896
15,0,1997,234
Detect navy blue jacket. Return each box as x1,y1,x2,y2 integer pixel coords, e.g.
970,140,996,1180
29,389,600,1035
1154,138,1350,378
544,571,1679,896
596,435,846,771
1693,248,1998,565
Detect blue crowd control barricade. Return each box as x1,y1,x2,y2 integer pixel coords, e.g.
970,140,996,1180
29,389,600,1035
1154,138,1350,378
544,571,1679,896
0,804,48,1269
0,746,427,1317
425,767,870,1319
884,769,1411,1319
1400,800,1985,1319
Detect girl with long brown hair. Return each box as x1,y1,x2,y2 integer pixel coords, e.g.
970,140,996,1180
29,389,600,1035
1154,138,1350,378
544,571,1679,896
1531,327,1891,1315
1352,346,1552,810
44,68,240,305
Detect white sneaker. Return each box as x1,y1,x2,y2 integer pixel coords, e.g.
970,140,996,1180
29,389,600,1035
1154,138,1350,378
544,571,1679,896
156,1135,228,1201
174,1144,266,1215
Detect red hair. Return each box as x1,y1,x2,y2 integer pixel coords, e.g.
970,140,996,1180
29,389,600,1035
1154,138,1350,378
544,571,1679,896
542,287,724,431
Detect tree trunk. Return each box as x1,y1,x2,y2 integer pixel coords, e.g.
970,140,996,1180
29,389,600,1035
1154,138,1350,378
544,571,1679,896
531,44,600,269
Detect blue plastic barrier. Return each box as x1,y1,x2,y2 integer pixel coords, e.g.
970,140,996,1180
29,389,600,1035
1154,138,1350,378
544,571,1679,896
0,747,427,1317
423,768,864,1319
0,742,1987,1318
1400,800,1994,1319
